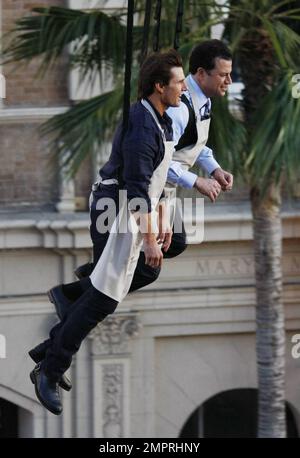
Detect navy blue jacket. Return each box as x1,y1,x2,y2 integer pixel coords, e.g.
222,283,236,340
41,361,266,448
100,100,173,212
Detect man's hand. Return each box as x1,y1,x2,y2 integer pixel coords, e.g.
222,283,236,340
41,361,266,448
212,168,233,191
157,225,172,253
143,236,163,268
157,201,173,252
193,177,221,202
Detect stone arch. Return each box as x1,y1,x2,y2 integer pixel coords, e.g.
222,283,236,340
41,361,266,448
0,384,45,437
154,333,258,437
179,388,299,438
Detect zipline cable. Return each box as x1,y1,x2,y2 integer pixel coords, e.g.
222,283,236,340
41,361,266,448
140,0,153,64
122,0,135,139
174,0,184,50
153,0,162,52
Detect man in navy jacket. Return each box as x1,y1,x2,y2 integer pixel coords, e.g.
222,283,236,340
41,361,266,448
29,50,186,415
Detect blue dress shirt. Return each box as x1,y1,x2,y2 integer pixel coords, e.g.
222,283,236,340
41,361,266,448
166,74,220,188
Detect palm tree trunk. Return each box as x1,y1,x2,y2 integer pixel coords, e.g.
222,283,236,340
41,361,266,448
251,184,286,438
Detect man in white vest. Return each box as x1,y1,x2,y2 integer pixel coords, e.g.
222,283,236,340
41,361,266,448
163,38,234,254
167,39,233,201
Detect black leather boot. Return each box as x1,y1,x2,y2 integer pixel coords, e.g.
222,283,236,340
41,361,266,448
74,262,93,280
30,363,63,415
28,345,72,392
47,285,72,320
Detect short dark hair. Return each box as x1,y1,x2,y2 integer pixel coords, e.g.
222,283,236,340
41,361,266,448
189,39,232,74
138,49,183,99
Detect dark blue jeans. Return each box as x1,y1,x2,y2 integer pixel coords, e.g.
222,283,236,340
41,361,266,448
42,286,117,381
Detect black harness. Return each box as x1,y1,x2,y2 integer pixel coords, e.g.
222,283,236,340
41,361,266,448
175,94,198,151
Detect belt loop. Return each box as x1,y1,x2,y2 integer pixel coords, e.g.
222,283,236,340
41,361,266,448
92,178,118,191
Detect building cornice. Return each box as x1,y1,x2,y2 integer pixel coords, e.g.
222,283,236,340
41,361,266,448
0,106,69,124
0,204,299,249
1,285,299,335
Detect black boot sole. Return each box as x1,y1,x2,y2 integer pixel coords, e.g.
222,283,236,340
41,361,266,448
74,267,84,280
28,350,72,392
28,348,40,364
47,289,63,320
58,378,72,392
30,369,63,416
74,263,93,280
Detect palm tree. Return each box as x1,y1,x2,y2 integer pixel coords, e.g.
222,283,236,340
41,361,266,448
2,0,300,438
210,1,300,438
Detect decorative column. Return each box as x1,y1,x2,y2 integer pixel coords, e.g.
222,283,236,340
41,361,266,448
0,74,5,104
0,2,6,107
56,150,76,213
88,313,141,438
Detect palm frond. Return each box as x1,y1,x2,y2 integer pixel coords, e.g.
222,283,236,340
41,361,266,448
41,88,123,177
248,71,300,191
208,95,247,179
260,17,288,68
1,6,126,80
270,20,300,69
267,0,300,16
40,65,140,177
